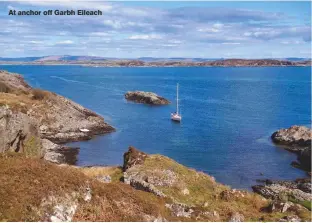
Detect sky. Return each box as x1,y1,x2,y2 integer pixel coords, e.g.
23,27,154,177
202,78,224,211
0,1,311,58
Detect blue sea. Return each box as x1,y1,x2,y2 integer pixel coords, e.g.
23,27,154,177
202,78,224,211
1,65,311,189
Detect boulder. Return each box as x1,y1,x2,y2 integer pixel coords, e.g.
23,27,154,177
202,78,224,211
125,91,170,105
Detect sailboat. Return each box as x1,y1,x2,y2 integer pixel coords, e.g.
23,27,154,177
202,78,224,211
171,83,182,122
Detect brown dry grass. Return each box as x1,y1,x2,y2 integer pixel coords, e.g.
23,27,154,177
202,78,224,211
0,153,89,221
80,166,123,182
0,81,10,93
0,154,176,222
0,91,56,125
31,88,49,100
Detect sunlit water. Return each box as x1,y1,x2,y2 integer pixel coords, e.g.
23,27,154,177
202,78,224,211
1,65,310,189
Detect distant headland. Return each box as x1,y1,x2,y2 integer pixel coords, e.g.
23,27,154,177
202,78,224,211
0,56,311,67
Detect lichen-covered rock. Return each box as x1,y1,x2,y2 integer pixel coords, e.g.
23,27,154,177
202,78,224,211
123,172,166,197
125,91,170,105
252,181,312,202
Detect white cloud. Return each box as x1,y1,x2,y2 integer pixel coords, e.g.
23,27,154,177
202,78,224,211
222,42,241,45
55,40,74,45
198,28,220,33
128,34,163,40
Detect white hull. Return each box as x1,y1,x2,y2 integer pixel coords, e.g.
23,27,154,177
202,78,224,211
171,113,181,122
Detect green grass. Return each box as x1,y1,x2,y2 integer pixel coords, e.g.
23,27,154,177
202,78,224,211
289,197,312,211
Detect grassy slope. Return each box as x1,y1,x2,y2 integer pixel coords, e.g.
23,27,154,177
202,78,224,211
0,154,174,222
126,154,312,221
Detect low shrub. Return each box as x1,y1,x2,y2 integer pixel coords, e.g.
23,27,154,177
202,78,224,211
0,81,10,93
31,88,48,100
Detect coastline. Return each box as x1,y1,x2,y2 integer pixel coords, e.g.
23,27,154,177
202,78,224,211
0,69,311,221
0,58,311,67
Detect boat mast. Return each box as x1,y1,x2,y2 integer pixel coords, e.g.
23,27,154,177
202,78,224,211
177,83,179,114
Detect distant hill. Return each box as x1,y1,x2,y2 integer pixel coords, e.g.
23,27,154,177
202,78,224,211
0,55,310,63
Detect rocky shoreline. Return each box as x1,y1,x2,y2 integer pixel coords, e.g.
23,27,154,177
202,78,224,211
0,70,115,164
271,125,311,172
0,70,311,221
252,125,312,213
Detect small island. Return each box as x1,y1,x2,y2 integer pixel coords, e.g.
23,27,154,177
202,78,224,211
125,91,170,105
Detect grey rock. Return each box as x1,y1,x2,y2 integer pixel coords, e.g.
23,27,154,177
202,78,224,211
0,106,41,155
279,215,301,222
42,139,79,165
124,172,166,197
252,183,312,202
269,201,292,213
271,125,311,148
96,175,111,183
125,91,170,105
165,203,194,218
41,192,79,222
229,212,245,222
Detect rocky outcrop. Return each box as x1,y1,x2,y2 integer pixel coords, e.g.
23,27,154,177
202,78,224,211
271,126,311,148
42,139,79,165
122,146,300,222
0,70,31,92
252,178,312,203
271,126,311,171
123,146,148,171
0,70,115,144
0,70,115,164
125,91,170,105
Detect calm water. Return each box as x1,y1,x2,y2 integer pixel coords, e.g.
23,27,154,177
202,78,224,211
1,65,311,189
